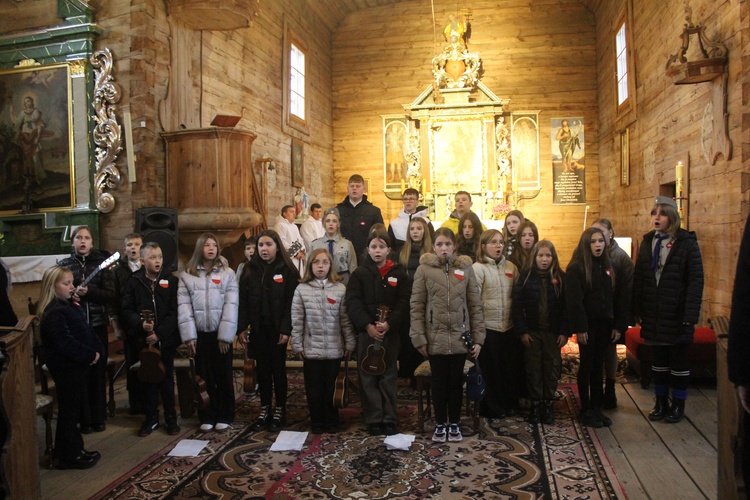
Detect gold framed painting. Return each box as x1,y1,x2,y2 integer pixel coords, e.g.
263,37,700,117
620,128,630,186
0,63,75,213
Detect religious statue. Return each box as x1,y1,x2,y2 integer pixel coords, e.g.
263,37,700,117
443,14,471,50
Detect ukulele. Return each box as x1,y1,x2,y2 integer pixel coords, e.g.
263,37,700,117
190,357,210,410
333,353,352,408
137,309,166,383
361,305,389,376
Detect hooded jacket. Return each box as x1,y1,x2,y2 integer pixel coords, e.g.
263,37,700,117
290,279,356,359
472,255,518,332
410,253,486,355
177,257,239,344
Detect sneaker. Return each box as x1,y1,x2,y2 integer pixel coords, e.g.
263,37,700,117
432,423,447,443
165,421,181,435
138,420,159,437
215,423,231,431
199,423,214,432
447,423,463,442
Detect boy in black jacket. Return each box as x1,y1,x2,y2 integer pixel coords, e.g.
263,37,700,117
122,242,181,437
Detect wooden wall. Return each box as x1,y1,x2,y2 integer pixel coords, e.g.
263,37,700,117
332,0,599,266
592,0,750,321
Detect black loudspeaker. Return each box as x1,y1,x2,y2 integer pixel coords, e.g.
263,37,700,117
135,208,179,274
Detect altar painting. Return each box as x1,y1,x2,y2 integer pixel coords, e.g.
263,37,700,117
511,113,540,191
383,116,408,190
430,119,484,194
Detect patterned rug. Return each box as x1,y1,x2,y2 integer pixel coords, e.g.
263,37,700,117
93,376,622,499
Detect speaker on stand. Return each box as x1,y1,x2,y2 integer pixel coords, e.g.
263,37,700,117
135,208,179,274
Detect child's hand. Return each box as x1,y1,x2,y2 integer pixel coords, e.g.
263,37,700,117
471,343,481,359
219,341,231,354
375,321,390,334
143,320,154,333
556,335,568,348
91,352,100,365
417,346,428,358
186,340,196,357
576,332,588,345
278,334,289,345
520,333,532,348
367,324,383,341
238,328,249,346
145,333,158,345
611,329,621,342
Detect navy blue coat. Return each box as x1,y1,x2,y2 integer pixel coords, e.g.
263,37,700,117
40,298,104,370
633,229,704,344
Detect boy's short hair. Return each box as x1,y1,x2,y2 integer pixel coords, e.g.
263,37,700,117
139,241,161,257
403,188,420,199
244,236,257,248
310,203,322,211
455,190,471,201
348,174,365,185
281,205,294,216
124,232,143,244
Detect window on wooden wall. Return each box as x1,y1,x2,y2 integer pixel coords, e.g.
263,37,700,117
283,19,310,140
613,1,636,127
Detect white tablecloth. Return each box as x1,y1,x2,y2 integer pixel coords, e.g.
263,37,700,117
4,255,69,283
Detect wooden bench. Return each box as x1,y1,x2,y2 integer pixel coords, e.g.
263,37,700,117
625,325,718,388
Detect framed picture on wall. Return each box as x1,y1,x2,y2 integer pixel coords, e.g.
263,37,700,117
382,115,408,191
291,137,304,187
0,63,75,213
620,128,630,186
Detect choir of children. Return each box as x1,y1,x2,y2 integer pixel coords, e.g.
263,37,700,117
31,193,702,471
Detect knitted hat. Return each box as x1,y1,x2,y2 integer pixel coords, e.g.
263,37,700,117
654,196,678,210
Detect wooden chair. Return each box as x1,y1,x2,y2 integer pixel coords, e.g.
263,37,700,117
414,359,480,434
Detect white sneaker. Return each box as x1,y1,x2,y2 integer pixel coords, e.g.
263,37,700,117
432,423,447,443
215,423,231,431
199,423,214,432
448,423,462,442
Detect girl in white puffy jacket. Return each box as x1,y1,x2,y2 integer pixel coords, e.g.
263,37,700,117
178,232,238,432
291,249,356,434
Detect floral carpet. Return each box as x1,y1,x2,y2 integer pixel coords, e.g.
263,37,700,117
92,376,622,499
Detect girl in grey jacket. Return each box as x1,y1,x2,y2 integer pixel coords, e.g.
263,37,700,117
291,249,356,433
178,233,239,432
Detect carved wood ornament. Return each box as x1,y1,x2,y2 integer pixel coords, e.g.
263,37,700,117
665,3,731,165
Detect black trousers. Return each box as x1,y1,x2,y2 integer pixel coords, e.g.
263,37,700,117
50,365,87,460
195,331,235,425
577,319,611,412
81,323,108,427
125,334,146,411
303,358,340,428
254,323,288,408
429,354,466,424
651,344,690,393
479,328,523,416
143,346,177,422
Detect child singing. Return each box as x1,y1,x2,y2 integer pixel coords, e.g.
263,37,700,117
178,233,239,432
291,249,356,434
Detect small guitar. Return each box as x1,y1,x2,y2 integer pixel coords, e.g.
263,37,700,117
361,305,389,376
333,353,353,408
137,309,166,383
76,251,121,291
190,357,210,410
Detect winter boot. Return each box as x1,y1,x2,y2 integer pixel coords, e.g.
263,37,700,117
648,396,669,421
665,398,686,423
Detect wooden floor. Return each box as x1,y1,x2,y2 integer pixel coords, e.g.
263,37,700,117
35,378,718,499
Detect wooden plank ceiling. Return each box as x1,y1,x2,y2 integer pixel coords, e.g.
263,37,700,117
306,0,598,33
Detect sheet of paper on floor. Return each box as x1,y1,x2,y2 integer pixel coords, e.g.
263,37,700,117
168,439,210,457
384,433,416,450
270,430,308,451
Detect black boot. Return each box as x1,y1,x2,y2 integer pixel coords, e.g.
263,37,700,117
252,405,272,431
648,396,669,421
665,398,685,423
541,401,555,425
603,379,617,409
528,401,541,424
269,406,286,431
